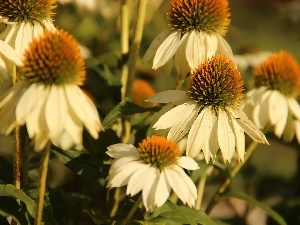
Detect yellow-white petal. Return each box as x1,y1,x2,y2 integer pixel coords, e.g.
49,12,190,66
186,30,205,70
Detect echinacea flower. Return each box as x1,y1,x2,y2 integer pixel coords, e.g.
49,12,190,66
148,55,268,163
0,0,56,57
244,51,300,144
106,135,198,212
0,29,103,151
144,0,233,76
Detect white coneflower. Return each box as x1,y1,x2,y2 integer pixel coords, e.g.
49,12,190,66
144,0,233,76
244,51,300,144
148,55,268,163
106,135,198,212
0,29,103,151
0,0,56,58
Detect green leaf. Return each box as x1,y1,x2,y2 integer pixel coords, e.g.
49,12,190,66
0,184,36,217
84,210,110,225
0,196,30,225
146,201,217,225
221,191,287,225
102,98,160,128
51,147,108,180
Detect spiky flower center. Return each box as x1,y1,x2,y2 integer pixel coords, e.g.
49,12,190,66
0,0,56,24
137,136,180,170
187,55,244,112
168,0,230,35
19,29,86,86
254,51,300,97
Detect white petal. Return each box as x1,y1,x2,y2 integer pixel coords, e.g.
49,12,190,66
216,35,233,59
208,121,219,158
230,108,269,144
143,29,171,62
0,40,22,66
186,31,205,69
108,156,137,175
187,107,216,161
167,104,198,141
295,120,300,144
63,112,83,146
177,157,199,170
107,144,137,158
204,34,218,59
155,171,171,208
45,86,67,139
153,101,195,130
153,31,181,69
282,120,295,142
107,161,142,188
147,90,187,103
274,98,288,137
165,166,197,207
127,165,151,196
268,91,286,125
256,90,272,128
218,110,235,163
142,168,159,211
174,33,190,76
230,113,245,161
288,98,300,120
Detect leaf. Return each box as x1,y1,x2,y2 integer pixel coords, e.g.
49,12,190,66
146,201,217,225
0,196,29,225
51,147,109,181
84,210,110,225
0,184,36,217
221,191,287,225
102,98,161,128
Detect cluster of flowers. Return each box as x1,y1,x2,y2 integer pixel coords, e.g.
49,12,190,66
0,0,299,213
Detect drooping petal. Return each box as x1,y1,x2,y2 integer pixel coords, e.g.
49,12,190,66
230,113,246,161
295,120,300,144
143,29,171,62
187,107,216,161
177,156,199,170
107,144,137,158
167,104,199,141
154,171,171,208
174,33,190,76
274,97,288,137
216,34,233,59
186,31,205,70
153,101,195,130
147,90,187,103
204,34,218,59
282,120,295,142
108,156,138,176
165,166,197,207
288,98,300,120
230,108,269,144
153,31,181,69
142,169,159,211
268,91,285,125
218,109,235,163
126,164,151,196
45,85,67,139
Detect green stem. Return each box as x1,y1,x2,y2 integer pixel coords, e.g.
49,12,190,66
195,166,212,210
13,126,21,190
205,141,259,214
120,0,129,100
124,0,148,98
34,142,51,225
121,195,142,225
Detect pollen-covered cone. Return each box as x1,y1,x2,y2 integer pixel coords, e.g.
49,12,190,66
148,55,268,163
0,29,103,151
144,0,233,76
106,136,199,212
243,51,300,144
0,0,56,58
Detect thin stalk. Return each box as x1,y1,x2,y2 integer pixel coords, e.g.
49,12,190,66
13,126,21,190
124,0,148,98
34,142,51,225
120,0,129,100
121,194,142,225
195,167,210,210
205,141,259,214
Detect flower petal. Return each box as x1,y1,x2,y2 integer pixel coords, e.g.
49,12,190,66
127,164,151,196
147,90,187,103
186,30,205,69
216,34,233,59
142,168,159,211
107,144,137,158
174,33,190,76
230,113,245,161
155,171,171,208
204,34,218,59
288,98,300,120
153,31,181,69
177,156,199,170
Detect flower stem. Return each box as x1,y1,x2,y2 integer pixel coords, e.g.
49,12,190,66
120,0,129,100
195,166,212,210
34,142,51,225
13,126,21,190
124,0,148,98
121,194,142,225
205,141,259,214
